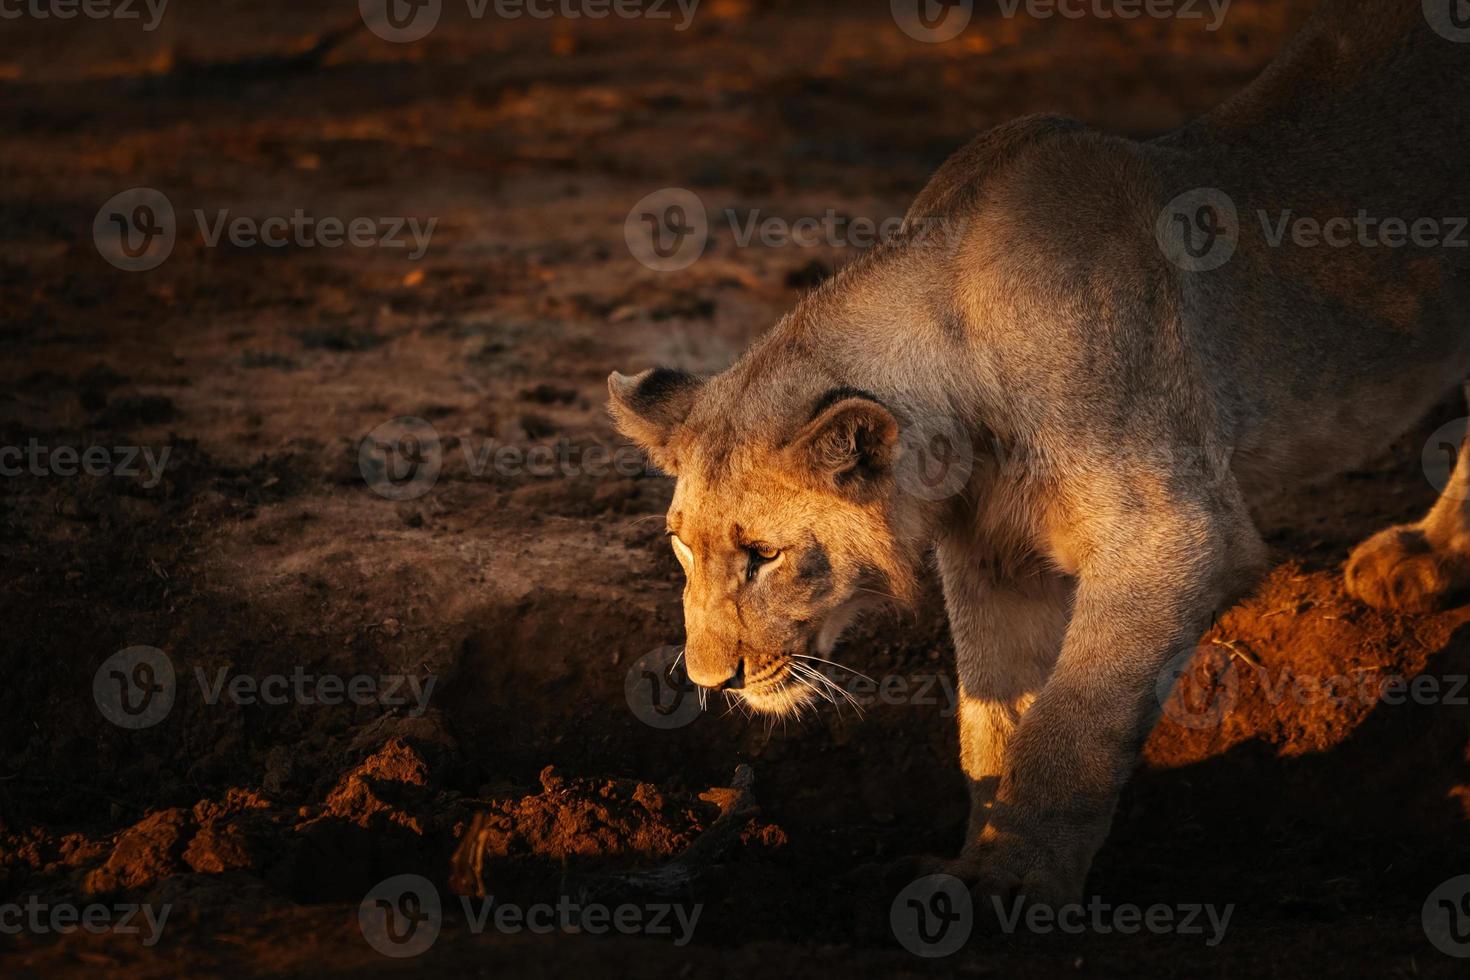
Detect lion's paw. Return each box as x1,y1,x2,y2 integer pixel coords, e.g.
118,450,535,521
965,842,1083,918
890,841,1084,914
1345,525,1470,614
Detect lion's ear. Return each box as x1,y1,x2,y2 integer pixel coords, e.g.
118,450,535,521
788,395,898,495
607,368,704,474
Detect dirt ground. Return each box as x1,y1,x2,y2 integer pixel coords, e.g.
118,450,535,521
3,0,1469,976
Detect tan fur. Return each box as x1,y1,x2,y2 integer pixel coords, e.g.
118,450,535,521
610,0,1470,905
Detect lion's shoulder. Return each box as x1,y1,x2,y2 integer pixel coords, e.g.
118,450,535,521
904,115,1090,229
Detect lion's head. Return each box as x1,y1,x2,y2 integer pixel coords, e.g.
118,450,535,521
608,365,927,715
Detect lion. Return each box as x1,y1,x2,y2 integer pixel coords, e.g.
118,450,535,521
608,0,1470,907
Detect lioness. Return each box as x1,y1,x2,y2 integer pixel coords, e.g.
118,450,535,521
609,0,1470,905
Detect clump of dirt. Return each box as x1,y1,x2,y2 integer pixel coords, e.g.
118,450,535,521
450,765,785,903
311,737,436,834
457,766,715,867
82,809,193,895
5,732,784,937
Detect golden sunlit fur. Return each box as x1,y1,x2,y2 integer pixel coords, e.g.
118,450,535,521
611,0,1470,906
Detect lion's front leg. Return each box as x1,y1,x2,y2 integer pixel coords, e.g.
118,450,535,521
937,542,1072,854
965,504,1265,910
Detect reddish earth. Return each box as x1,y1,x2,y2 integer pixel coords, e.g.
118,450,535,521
2,1,1468,976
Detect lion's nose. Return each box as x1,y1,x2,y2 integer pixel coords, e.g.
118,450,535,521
718,659,746,691
688,657,745,691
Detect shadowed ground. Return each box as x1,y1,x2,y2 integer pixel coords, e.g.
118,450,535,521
3,1,1468,975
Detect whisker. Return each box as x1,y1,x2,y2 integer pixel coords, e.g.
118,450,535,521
826,678,865,715
791,663,842,717
782,664,829,708
795,662,863,715
788,662,832,698
852,586,904,604
792,662,864,718
793,654,876,685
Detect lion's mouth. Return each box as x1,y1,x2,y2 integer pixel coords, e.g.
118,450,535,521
727,626,869,718
736,665,815,716
735,657,845,717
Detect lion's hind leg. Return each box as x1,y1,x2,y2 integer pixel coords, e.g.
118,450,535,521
1346,383,1470,613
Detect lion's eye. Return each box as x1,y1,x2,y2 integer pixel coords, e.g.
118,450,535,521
746,544,780,581
668,533,694,567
